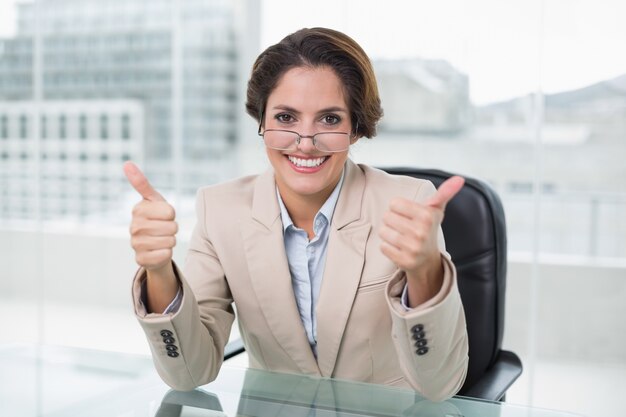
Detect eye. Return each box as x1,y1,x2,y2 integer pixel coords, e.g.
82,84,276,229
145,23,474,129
275,113,294,123
322,114,341,125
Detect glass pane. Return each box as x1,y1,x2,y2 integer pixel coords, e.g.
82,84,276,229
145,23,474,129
538,0,626,258
0,0,245,357
1,1,624,417
0,1,41,350
530,2,626,417
257,1,624,417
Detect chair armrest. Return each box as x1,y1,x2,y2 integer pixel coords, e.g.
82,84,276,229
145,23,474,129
224,338,246,360
461,350,523,402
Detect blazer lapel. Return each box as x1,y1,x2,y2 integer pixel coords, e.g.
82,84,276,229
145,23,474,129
241,168,320,376
316,160,371,377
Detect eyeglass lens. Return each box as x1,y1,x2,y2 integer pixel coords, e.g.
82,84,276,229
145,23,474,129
263,130,349,152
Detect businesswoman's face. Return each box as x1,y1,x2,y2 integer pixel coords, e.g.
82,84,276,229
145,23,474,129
262,65,355,204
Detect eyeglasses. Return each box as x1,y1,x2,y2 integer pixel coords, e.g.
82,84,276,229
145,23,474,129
258,128,352,153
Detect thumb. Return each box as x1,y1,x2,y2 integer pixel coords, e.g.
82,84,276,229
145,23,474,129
123,161,165,202
425,176,465,211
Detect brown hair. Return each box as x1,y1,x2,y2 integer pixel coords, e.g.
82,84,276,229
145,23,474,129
246,27,383,138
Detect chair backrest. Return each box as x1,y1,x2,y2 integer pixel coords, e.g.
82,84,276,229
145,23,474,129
380,167,507,395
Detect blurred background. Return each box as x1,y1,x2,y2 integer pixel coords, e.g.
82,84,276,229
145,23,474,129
0,1,624,416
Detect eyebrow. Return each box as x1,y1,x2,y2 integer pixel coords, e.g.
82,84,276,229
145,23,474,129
270,105,349,115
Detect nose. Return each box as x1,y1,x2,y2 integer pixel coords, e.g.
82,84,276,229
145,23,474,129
296,134,317,154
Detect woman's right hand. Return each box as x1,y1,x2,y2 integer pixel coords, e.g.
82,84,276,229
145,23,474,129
124,161,179,313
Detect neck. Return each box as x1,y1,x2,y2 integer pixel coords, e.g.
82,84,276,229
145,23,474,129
277,179,339,236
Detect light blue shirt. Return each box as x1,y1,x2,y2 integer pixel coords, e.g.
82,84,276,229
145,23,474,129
277,171,345,356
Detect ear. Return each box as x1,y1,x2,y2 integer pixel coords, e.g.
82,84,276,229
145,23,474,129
350,120,361,144
257,107,267,134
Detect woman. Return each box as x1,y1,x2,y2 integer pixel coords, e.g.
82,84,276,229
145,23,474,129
125,27,468,402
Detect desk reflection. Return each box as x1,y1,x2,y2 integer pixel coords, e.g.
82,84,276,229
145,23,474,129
0,345,575,417
155,389,225,417
155,368,472,417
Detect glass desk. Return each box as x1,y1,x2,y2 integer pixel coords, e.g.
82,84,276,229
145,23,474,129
0,344,583,417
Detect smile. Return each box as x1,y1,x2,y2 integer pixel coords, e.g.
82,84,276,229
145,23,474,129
287,156,328,168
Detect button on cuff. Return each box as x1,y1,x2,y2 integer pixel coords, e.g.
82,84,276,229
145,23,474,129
414,339,427,348
416,347,429,356
411,324,424,333
412,331,425,340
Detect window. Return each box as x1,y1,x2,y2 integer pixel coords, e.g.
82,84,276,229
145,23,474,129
121,113,130,139
100,114,108,139
79,114,87,139
0,115,7,138
19,114,27,139
507,181,533,194
41,115,47,139
2,3,621,417
59,114,67,139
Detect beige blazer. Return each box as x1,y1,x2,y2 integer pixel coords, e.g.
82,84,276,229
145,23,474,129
132,160,468,401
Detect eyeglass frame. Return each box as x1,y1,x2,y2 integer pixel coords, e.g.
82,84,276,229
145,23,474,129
257,116,359,153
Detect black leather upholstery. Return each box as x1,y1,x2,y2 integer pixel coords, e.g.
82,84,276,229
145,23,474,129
381,167,522,401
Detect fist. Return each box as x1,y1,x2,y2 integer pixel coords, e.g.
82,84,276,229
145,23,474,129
379,176,464,276
124,161,178,271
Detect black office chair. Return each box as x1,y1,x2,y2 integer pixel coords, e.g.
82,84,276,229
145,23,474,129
224,167,522,402
381,167,522,401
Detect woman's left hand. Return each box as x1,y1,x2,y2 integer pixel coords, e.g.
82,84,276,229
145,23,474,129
379,176,465,305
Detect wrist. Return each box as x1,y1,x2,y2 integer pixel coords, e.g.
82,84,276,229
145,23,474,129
145,261,179,314
406,253,443,284
146,261,175,280
405,254,444,307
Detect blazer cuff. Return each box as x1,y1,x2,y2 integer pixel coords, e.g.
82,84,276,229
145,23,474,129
386,253,454,315
131,263,184,318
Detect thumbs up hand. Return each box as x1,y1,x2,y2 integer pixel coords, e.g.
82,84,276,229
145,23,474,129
379,176,464,305
124,161,178,272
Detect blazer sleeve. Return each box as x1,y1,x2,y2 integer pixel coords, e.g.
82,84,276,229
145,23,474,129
384,181,469,402
131,189,235,391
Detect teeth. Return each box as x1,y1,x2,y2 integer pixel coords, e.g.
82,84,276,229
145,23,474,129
288,156,327,168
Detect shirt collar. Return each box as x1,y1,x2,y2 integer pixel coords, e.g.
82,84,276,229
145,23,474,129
277,168,345,232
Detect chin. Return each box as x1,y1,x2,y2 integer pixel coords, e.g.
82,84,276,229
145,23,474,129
285,178,328,196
